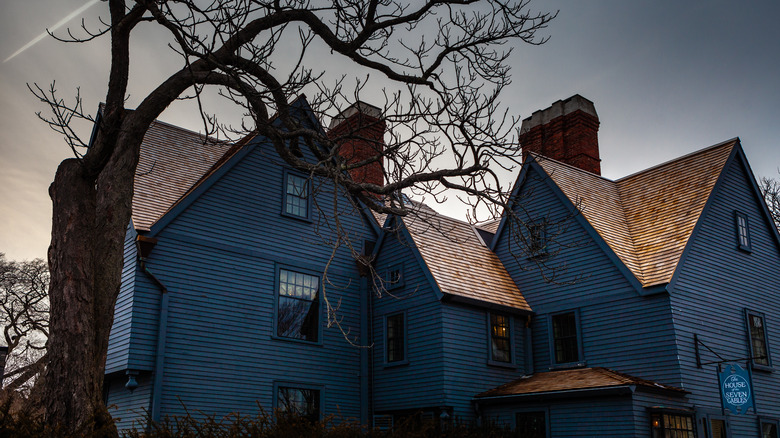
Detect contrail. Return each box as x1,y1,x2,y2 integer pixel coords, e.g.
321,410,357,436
3,0,101,63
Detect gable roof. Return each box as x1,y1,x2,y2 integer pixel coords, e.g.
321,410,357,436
474,367,687,399
536,139,736,287
400,209,531,312
132,120,232,231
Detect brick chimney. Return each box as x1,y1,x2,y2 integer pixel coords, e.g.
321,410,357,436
328,102,386,187
519,95,601,175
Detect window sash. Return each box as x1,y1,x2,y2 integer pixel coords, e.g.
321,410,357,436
277,387,320,421
651,413,695,438
736,212,751,250
277,269,319,341
552,312,578,364
490,314,511,363
285,173,309,217
386,313,405,362
748,312,770,366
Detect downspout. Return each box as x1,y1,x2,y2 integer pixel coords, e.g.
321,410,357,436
359,276,369,424
135,236,169,425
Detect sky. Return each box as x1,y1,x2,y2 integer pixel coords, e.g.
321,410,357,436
1,0,779,261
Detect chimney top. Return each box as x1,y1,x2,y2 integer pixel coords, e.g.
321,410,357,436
521,94,597,133
329,101,383,129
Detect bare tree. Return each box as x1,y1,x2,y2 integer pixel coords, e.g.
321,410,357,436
0,254,49,398
30,0,555,433
760,174,780,231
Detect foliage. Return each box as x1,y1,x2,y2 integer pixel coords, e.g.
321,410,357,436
0,253,48,395
759,175,780,231
121,410,519,438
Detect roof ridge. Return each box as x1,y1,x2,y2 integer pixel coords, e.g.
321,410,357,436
616,138,738,182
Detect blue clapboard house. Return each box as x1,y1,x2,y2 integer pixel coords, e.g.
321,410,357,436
103,95,780,437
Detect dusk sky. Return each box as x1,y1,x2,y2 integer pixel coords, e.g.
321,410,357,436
1,0,779,261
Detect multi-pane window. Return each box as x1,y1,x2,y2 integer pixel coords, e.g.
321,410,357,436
761,419,779,438
528,220,548,258
650,413,695,438
551,312,579,364
490,314,511,363
736,212,751,251
277,387,320,422
747,311,771,366
277,269,319,341
284,172,309,218
516,411,546,438
384,265,403,290
386,313,405,363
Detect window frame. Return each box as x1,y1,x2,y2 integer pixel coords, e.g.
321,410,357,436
487,312,515,367
273,264,322,345
384,263,404,290
548,309,585,369
759,418,780,438
706,414,731,438
514,408,549,438
384,311,408,366
272,381,324,422
745,309,773,371
649,410,696,438
527,219,549,259
735,211,751,252
281,169,312,221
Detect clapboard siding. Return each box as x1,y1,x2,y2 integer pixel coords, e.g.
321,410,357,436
372,226,445,413
106,129,375,426
105,372,152,431
495,165,683,387
440,302,526,420
669,153,780,434
106,225,139,373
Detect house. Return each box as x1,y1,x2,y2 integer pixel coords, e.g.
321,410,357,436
103,95,780,437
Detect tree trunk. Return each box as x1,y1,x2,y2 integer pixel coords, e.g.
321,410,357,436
44,129,140,435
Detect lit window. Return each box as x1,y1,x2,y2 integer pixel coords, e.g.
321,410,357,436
746,310,771,367
277,269,319,342
490,314,511,363
551,311,580,365
277,386,320,422
651,412,695,438
284,172,310,218
516,411,546,438
386,313,405,363
736,212,751,251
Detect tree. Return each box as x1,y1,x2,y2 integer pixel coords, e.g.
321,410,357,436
0,254,49,398
759,174,780,231
31,0,555,433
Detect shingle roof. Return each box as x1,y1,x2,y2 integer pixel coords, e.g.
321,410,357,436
475,367,686,398
402,210,531,311
536,140,735,287
132,121,233,231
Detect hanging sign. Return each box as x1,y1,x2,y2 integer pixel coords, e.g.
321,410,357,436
718,363,755,415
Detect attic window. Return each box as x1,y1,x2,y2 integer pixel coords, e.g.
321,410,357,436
283,170,311,219
527,220,548,258
735,211,751,252
384,264,404,290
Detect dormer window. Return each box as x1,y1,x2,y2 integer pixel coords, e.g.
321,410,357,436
735,211,751,252
283,170,311,219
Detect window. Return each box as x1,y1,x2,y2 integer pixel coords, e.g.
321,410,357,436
551,311,581,365
277,269,319,342
650,412,695,438
386,313,405,363
516,411,547,438
746,310,771,367
735,211,751,251
708,417,729,438
527,220,548,258
760,418,780,438
283,171,310,219
277,386,320,422
490,314,512,363
384,264,404,290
